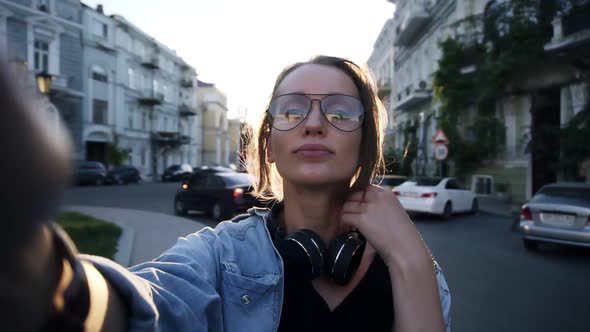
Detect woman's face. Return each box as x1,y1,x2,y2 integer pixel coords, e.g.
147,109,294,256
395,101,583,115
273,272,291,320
267,64,363,188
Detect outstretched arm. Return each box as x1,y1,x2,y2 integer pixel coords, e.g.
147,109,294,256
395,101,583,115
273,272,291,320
0,61,128,331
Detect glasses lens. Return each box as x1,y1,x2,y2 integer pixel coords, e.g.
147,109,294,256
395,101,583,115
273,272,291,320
269,94,311,130
321,95,364,131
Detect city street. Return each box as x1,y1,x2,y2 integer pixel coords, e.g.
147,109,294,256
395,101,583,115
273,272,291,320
63,183,590,332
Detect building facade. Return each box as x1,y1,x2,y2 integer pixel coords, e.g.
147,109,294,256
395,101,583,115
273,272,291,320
367,16,396,149
1,1,203,179
1,0,85,155
383,0,590,203
197,79,238,167
389,0,491,178
109,13,200,179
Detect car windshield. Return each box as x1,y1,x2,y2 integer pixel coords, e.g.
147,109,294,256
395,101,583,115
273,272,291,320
414,177,443,186
219,173,251,186
531,187,590,208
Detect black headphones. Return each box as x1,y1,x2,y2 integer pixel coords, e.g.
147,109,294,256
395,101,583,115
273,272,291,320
269,202,366,285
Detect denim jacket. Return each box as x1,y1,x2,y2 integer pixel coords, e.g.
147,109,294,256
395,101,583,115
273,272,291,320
86,207,452,331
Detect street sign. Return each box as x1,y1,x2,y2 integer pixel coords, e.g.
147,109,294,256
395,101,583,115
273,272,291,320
432,128,449,145
434,144,448,160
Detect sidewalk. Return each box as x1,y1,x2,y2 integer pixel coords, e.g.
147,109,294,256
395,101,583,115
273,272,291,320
477,194,522,219
62,205,208,267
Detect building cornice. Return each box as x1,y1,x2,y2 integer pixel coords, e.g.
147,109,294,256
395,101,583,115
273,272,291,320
0,0,82,30
393,0,455,66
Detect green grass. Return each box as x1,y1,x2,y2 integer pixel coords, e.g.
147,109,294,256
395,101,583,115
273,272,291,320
57,211,122,260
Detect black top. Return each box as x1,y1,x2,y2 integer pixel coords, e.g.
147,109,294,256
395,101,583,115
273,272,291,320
278,254,394,332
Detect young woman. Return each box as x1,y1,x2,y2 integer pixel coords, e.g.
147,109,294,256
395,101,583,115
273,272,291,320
1,55,450,331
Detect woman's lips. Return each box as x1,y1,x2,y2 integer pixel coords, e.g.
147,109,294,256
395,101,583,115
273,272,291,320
294,144,333,158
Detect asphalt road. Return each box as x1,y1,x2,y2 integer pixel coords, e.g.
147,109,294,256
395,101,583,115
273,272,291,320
63,182,590,332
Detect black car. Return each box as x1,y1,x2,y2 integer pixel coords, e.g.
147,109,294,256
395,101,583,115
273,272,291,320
105,165,142,185
73,160,107,186
162,164,193,182
174,172,264,221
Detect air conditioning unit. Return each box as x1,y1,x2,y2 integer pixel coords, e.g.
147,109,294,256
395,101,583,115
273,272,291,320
418,80,427,90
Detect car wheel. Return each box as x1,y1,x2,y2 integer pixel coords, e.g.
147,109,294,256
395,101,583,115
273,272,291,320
211,202,228,221
442,202,452,220
95,177,104,186
174,199,187,215
523,238,538,251
471,199,479,215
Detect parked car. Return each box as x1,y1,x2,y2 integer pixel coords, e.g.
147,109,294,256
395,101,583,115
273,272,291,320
73,160,106,186
162,164,193,182
192,165,236,175
518,182,590,250
393,177,478,219
375,174,408,191
174,172,264,221
105,165,141,185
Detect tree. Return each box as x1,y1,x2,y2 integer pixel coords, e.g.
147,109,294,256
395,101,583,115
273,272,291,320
107,133,130,167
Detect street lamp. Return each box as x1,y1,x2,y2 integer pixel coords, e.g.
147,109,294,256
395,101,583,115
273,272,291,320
35,71,54,95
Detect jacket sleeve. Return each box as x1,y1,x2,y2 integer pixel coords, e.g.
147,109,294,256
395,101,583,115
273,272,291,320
434,261,452,332
83,228,223,332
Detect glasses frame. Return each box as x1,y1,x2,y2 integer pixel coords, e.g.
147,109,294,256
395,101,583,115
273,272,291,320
267,93,365,132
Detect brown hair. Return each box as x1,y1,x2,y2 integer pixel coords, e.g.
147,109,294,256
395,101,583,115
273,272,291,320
243,55,387,201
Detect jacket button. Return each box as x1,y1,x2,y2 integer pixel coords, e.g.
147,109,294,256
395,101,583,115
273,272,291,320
241,294,251,305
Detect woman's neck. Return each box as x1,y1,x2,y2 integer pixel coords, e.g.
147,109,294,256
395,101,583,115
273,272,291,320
280,184,350,243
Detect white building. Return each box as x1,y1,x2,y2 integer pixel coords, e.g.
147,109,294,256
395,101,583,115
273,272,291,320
389,0,489,176
367,16,396,149
107,10,201,179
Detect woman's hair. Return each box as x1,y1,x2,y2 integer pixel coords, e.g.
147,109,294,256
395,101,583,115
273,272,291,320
244,55,387,201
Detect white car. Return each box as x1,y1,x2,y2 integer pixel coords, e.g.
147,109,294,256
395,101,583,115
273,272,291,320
393,177,479,219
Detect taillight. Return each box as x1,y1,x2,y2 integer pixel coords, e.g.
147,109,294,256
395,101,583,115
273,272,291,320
520,207,532,220
393,191,400,196
421,192,437,198
233,188,244,198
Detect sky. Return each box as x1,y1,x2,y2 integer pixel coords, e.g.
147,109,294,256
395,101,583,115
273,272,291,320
81,0,395,124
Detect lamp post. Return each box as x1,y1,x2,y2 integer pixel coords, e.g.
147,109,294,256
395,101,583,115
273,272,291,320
35,71,54,95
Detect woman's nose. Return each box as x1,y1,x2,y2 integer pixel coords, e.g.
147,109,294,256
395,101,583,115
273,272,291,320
303,100,325,134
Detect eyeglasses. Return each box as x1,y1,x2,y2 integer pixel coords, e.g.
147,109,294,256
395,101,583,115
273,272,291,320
267,93,365,132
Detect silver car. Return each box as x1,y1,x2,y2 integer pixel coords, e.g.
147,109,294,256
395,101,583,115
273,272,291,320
518,182,590,250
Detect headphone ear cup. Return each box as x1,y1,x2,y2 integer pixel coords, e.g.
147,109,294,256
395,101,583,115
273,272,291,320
277,229,328,280
328,232,366,285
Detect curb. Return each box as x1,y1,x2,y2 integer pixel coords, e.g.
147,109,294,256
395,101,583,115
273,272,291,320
108,220,135,267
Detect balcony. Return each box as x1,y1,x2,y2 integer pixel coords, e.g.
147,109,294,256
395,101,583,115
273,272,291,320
180,77,194,88
179,103,197,117
545,4,590,53
394,3,432,46
138,89,164,106
377,79,392,99
151,131,190,148
141,55,159,69
393,81,432,110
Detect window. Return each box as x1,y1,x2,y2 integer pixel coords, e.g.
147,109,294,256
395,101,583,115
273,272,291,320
34,39,49,72
141,112,147,130
128,68,135,89
92,99,108,124
92,19,108,39
128,109,134,129
163,117,168,131
91,66,107,83
141,147,146,165
37,0,49,12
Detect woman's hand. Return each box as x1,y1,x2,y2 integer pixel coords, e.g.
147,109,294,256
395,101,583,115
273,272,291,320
341,184,446,331
340,184,432,268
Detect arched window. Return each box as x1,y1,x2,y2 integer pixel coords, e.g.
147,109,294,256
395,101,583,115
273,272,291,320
91,65,108,83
